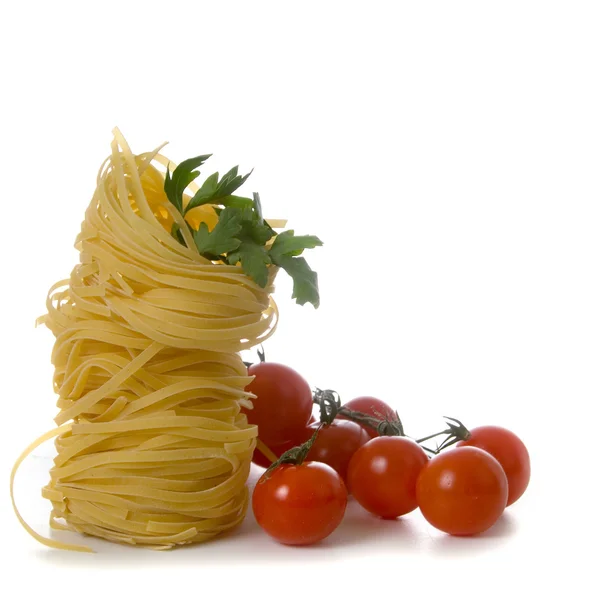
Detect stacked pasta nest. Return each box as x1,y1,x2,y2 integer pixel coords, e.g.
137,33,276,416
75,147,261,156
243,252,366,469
20,130,278,551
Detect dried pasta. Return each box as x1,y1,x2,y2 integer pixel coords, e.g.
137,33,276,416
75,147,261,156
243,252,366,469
11,129,279,551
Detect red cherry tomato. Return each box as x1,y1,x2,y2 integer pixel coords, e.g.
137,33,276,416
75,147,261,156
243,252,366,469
252,417,316,469
252,462,347,545
306,420,370,483
339,396,397,437
457,425,530,506
347,436,428,519
243,362,313,446
417,446,508,536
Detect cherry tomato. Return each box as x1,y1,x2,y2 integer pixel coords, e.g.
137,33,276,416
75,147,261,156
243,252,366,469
339,396,396,437
252,462,347,545
417,446,508,536
457,425,530,506
243,362,313,446
347,436,428,519
306,420,370,483
252,417,316,469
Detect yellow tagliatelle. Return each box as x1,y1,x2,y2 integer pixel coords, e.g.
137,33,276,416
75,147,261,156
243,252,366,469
11,129,279,551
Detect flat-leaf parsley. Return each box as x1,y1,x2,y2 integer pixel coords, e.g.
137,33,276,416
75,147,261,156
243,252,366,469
164,155,322,308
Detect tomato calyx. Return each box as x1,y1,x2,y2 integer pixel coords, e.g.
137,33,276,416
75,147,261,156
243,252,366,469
313,388,342,425
313,388,405,436
416,416,471,454
243,344,266,369
256,345,266,364
263,424,323,477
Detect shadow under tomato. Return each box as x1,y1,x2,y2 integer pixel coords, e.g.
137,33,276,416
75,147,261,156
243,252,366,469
425,512,519,557
322,497,421,550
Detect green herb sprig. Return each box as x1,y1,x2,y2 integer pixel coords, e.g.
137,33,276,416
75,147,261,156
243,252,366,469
164,155,322,308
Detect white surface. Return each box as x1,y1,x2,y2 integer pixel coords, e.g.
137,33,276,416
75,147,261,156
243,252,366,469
1,0,599,598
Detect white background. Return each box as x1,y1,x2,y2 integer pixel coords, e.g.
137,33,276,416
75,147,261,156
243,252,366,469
1,0,598,598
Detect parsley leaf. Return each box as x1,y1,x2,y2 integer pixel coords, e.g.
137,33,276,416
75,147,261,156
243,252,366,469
184,167,253,214
193,207,242,255
228,242,271,288
163,151,322,308
217,166,253,197
268,230,323,306
240,218,275,245
221,195,255,209
164,154,212,212
226,207,274,285
171,222,185,245
193,171,219,200
253,192,264,224
273,254,320,308
269,229,323,260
